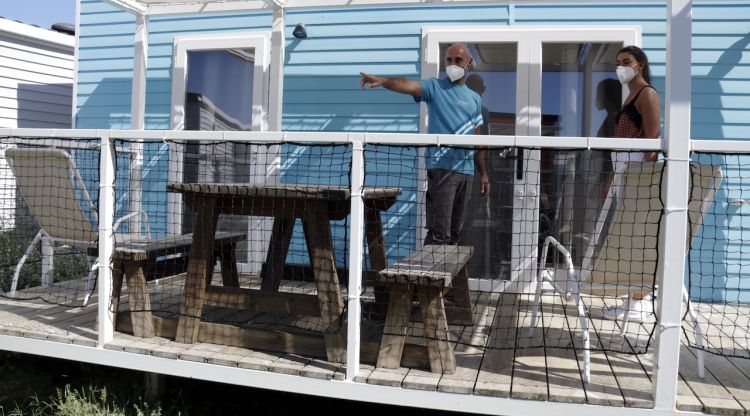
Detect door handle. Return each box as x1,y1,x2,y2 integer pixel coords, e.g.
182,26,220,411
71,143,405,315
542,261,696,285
516,148,524,180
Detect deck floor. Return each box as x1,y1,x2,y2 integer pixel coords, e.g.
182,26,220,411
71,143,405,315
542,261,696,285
1,275,749,415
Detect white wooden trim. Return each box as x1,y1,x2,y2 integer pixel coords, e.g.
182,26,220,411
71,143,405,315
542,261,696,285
130,14,148,236
653,0,692,410
169,32,270,131
71,0,81,128
104,0,692,17
97,131,115,346
691,140,750,153
346,133,365,381
268,7,284,132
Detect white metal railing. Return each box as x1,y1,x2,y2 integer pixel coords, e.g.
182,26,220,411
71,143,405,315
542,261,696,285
0,127,748,416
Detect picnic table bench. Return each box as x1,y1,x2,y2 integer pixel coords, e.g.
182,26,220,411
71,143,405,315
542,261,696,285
376,244,474,374
112,231,245,338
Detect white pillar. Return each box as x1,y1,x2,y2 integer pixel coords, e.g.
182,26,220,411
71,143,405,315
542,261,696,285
129,13,148,235
652,0,692,410
269,7,285,131
346,133,365,381
98,130,115,346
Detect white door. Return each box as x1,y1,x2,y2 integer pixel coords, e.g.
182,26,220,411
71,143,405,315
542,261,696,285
423,26,639,292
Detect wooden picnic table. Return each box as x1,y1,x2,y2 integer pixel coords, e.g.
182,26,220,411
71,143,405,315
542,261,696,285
167,182,401,362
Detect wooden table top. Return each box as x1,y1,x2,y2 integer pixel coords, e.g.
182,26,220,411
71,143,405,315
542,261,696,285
167,182,402,201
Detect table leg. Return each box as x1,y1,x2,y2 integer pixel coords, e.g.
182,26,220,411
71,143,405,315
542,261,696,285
111,260,124,331
376,282,413,369
218,242,239,287
301,209,346,363
124,259,155,338
176,197,219,344
365,206,390,310
260,216,295,292
449,265,474,325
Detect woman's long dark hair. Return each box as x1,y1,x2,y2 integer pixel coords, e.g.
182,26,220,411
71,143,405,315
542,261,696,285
618,45,651,85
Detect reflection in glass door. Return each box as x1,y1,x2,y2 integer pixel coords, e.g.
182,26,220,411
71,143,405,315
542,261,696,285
182,49,255,253
439,42,519,282
539,42,622,267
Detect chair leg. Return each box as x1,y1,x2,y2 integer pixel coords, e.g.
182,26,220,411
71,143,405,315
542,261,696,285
40,236,54,287
620,297,631,336
574,292,591,384
529,270,545,337
9,230,43,297
82,257,98,307
683,287,706,379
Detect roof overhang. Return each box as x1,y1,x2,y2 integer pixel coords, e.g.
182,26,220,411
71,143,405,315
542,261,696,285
103,0,670,17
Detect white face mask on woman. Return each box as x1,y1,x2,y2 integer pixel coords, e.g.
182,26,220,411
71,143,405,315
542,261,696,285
616,64,639,85
446,63,469,82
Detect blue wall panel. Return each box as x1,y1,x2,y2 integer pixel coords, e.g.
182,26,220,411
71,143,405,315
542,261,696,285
77,0,750,301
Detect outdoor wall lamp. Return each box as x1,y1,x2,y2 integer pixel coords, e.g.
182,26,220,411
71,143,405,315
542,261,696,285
292,23,307,39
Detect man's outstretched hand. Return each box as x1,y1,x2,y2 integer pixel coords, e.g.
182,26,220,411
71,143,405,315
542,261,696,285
360,72,385,89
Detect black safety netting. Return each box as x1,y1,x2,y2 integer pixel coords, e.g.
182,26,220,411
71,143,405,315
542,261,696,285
684,152,748,360
111,139,351,359
360,144,674,373
0,137,101,311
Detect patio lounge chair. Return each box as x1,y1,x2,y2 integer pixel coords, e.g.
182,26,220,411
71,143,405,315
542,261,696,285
4,146,153,305
529,161,722,383
4,147,243,310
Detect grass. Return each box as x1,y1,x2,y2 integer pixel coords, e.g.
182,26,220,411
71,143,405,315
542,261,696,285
0,352,473,416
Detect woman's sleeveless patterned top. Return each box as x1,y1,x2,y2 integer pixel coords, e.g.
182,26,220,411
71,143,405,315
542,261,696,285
613,85,653,138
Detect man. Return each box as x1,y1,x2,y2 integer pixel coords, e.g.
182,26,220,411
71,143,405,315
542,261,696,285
360,43,489,245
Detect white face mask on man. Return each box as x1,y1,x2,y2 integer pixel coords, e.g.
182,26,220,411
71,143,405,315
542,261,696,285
616,64,639,85
446,62,470,82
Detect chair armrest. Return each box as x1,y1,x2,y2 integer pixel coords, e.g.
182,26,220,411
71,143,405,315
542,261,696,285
539,236,580,296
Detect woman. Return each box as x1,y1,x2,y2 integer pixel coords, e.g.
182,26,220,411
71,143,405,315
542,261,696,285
602,45,661,322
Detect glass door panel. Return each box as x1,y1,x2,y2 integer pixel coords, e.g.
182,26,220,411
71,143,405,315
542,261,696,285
540,42,622,266
437,42,519,282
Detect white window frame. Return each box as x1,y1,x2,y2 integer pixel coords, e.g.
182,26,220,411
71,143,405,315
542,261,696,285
168,32,272,273
421,25,640,293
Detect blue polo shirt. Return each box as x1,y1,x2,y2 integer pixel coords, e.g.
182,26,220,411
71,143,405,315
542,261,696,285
415,77,483,175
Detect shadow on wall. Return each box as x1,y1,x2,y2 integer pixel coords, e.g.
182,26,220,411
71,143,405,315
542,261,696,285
16,83,72,128
689,33,750,303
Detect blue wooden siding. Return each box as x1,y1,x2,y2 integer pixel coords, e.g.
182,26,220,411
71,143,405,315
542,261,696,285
77,0,750,301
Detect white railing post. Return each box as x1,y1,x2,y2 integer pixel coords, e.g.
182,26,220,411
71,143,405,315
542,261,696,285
653,0,692,410
346,133,366,381
97,130,116,346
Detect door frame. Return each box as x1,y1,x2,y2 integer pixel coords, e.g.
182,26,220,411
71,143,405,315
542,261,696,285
421,25,641,292
168,32,272,273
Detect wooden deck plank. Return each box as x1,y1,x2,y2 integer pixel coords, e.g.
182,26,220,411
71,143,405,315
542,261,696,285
679,346,745,415
562,296,624,407
6,279,750,416
685,346,750,413
474,293,518,398
269,353,312,376
586,298,654,409
300,358,345,381
437,292,498,394
509,293,552,402
535,294,587,404
367,366,410,387
401,368,441,391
